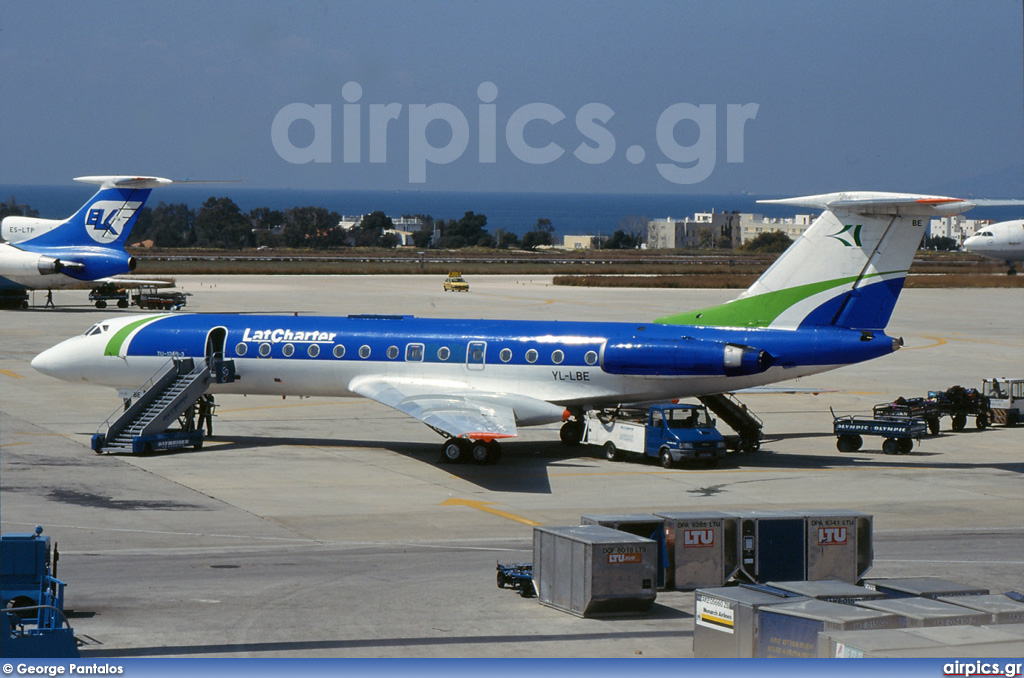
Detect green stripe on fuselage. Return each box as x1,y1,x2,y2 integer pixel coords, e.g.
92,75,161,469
104,315,168,356
655,272,894,327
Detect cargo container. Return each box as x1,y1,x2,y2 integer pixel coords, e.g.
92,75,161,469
862,577,989,599
819,624,1024,657
580,514,666,588
532,525,657,617
756,598,901,658
937,594,1024,625
655,511,737,590
764,579,887,605
856,596,990,627
734,510,806,583
693,585,806,658
803,510,872,582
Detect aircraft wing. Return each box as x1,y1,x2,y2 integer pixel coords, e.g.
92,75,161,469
349,377,519,440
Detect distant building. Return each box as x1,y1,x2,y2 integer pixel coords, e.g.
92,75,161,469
928,216,991,246
646,210,741,249
337,215,363,231
563,235,608,250
737,213,815,245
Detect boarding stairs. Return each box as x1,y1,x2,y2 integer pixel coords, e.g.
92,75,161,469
699,393,763,452
92,358,211,454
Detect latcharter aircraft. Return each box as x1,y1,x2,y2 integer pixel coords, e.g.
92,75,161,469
0,175,191,308
31,191,1019,463
963,219,1024,274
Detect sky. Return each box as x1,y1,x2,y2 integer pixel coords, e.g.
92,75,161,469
1,0,1022,196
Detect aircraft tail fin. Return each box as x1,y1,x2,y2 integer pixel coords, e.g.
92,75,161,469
656,191,992,331
19,176,173,250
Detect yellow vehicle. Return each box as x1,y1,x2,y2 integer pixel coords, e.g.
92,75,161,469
443,272,469,292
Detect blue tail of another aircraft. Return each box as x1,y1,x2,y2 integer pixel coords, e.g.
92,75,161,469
18,176,170,250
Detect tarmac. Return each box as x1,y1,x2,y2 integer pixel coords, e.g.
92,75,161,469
1,275,1022,657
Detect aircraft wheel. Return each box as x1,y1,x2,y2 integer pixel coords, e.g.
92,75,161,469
442,439,467,464
604,441,620,462
470,441,491,465
659,448,674,469
882,438,900,455
952,414,967,431
486,441,502,464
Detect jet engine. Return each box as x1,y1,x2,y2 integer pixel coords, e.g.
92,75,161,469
600,336,773,377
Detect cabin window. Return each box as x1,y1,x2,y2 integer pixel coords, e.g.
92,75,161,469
438,346,451,361
308,344,320,358
333,345,346,358
359,345,371,359
551,349,564,365
525,348,538,363
259,343,271,357
282,343,295,357
235,343,248,356
406,344,424,361
499,348,512,363
585,350,598,365
387,345,399,359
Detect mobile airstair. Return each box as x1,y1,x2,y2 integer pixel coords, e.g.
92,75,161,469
92,357,215,454
698,393,763,452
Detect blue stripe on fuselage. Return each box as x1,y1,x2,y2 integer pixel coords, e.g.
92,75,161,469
121,314,896,372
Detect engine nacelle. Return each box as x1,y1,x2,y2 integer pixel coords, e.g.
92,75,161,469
600,336,774,377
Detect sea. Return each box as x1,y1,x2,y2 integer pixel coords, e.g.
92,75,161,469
2,184,1021,238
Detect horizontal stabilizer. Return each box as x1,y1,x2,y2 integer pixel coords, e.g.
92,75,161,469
74,176,241,189
759,191,1024,216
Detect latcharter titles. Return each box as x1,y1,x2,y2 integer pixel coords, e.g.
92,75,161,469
242,328,337,343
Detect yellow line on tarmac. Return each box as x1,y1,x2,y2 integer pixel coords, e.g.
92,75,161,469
903,335,947,350
1,369,24,378
441,498,541,526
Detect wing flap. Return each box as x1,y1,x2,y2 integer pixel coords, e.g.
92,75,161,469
350,377,518,440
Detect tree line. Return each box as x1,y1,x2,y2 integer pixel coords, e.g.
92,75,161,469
105,196,641,251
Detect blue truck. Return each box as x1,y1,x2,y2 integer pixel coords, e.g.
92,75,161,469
582,403,727,468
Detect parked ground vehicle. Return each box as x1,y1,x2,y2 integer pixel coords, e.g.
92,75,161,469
582,403,727,468
443,271,469,292
927,385,991,431
133,285,189,310
873,397,943,435
981,377,1022,426
88,282,129,308
496,562,535,597
833,407,927,454
1,526,57,613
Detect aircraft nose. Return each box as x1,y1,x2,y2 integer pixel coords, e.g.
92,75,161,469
31,342,77,379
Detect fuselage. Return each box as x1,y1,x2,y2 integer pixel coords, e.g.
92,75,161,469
963,220,1024,264
32,312,897,423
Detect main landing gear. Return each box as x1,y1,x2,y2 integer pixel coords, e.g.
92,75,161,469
441,438,502,465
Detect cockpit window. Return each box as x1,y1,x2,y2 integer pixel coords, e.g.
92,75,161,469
978,231,992,237
84,323,110,337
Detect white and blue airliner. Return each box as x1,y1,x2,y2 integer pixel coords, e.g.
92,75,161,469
31,191,1015,463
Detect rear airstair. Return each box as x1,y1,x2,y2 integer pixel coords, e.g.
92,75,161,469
698,393,763,452
92,358,212,454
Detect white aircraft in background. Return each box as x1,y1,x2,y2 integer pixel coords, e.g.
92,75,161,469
963,219,1024,274
0,176,184,308
32,191,1022,463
